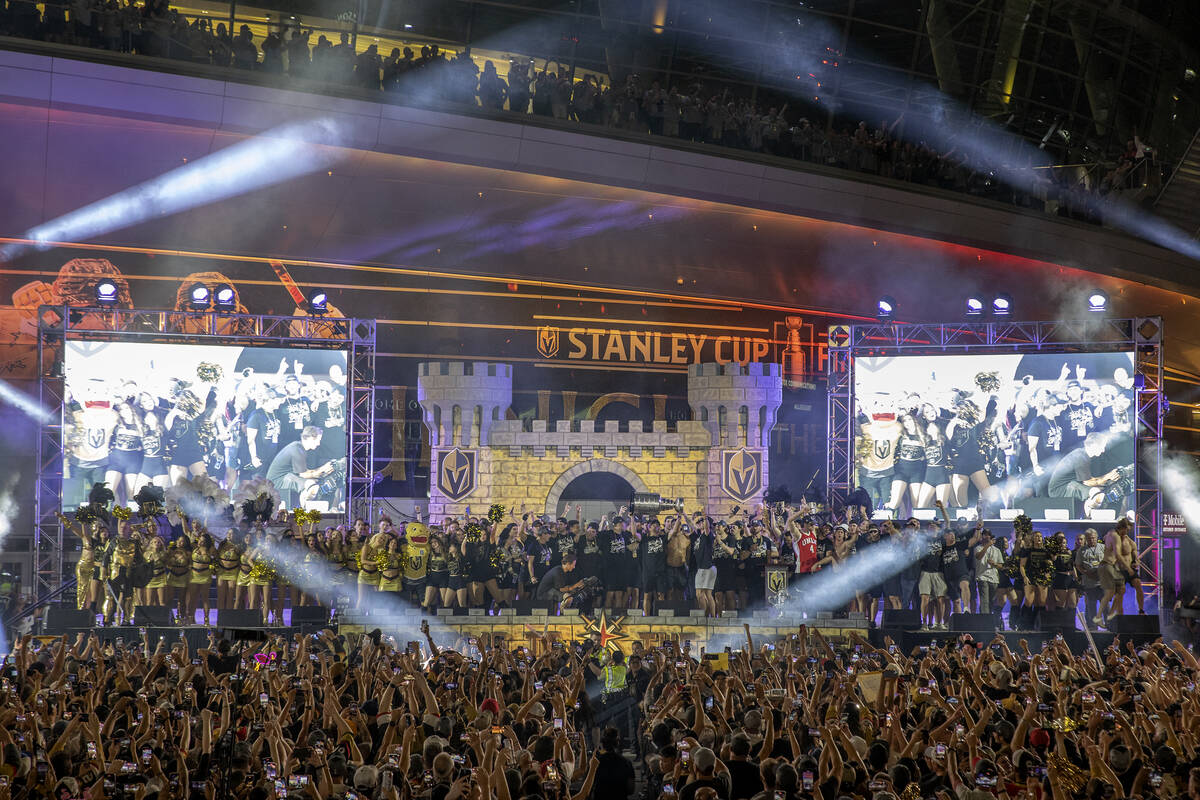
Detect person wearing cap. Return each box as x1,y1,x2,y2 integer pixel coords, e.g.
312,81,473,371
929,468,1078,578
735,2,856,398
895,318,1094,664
974,528,1003,619
917,522,947,630
600,510,638,609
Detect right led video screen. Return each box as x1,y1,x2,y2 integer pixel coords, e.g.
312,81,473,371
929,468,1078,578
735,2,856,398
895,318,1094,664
853,351,1136,521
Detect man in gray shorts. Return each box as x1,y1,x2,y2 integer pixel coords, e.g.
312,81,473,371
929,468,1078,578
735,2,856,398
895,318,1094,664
917,530,947,630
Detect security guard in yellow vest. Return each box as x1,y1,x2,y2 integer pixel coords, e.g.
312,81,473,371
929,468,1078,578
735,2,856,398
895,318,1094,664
603,651,628,696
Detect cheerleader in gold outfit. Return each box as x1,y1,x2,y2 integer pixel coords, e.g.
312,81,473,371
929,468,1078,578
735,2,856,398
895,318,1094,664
378,538,404,595
357,533,386,609
60,514,103,614
236,538,254,609
165,538,191,621
189,532,216,625
248,529,273,624
143,537,168,608
216,530,243,610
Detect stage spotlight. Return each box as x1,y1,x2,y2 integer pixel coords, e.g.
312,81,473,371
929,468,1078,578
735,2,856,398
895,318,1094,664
214,284,236,311
307,288,328,315
188,283,211,310
966,296,984,316
1087,290,1108,313
992,293,1013,316
95,280,118,306
876,295,897,320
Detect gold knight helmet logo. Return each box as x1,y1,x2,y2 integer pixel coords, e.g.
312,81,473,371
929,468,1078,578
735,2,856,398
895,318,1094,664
437,448,477,501
536,326,560,358
721,447,763,502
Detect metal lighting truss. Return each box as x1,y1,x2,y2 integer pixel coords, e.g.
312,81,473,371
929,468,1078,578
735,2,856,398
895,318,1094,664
34,306,376,598
826,317,1164,603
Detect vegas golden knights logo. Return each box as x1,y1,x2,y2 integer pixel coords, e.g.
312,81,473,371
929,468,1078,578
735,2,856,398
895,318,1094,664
721,447,763,502
436,448,477,501
536,326,560,358
766,567,789,607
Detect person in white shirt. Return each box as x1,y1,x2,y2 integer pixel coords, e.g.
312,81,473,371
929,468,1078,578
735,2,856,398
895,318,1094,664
974,529,1004,618
1074,528,1106,625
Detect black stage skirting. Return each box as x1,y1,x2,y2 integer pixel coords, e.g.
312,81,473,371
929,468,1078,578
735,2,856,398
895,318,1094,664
868,627,1159,653
41,625,296,646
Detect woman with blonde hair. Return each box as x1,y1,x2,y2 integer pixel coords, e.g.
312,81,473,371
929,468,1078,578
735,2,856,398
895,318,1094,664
164,535,192,622
357,532,386,609
143,536,168,608
216,529,243,610
189,530,217,624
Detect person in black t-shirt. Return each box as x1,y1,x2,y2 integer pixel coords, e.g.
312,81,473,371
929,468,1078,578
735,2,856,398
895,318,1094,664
918,529,946,630
1025,393,1065,497
243,391,284,481
524,526,556,587
575,521,606,593
639,518,670,616
278,374,312,449
600,511,636,610
691,518,717,618
939,526,974,615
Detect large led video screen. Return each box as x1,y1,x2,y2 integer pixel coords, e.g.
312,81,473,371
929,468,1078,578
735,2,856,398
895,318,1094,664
62,342,348,514
853,351,1136,521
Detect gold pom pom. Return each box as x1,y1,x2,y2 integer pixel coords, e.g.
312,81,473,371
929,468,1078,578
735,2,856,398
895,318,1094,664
112,506,132,521
196,362,224,384
487,504,505,524
1048,751,1086,794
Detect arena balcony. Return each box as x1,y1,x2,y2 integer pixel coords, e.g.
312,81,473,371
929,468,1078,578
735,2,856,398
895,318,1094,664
2,0,1200,376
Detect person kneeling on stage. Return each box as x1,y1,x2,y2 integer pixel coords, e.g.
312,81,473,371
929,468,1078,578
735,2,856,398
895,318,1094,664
266,426,337,507
537,553,590,611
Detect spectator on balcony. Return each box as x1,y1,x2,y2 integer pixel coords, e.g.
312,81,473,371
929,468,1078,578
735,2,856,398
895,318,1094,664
310,34,331,79
287,29,310,79
43,0,67,42
330,31,354,83
232,24,256,70
643,81,664,134
478,60,507,111
261,30,283,73
551,71,572,120
449,50,479,104
210,21,230,66
507,59,531,113
381,46,406,91
99,0,120,51
355,43,381,90
762,106,787,156
119,0,138,52
680,90,703,141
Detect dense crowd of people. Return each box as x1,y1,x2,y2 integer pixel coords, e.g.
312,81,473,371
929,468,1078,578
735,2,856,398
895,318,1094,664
5,609,1200,799
0,0,1158,218
61,489,1147,637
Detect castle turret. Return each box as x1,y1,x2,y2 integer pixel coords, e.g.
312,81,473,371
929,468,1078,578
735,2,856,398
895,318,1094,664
688,362,783,514
417,362,513,449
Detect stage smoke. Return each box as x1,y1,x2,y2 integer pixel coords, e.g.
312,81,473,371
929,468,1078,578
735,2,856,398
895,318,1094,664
260,536,452,642
1159,445,1200,536
0,380,52,423
773,532,929,616
0,117,347,262
0,475,17,657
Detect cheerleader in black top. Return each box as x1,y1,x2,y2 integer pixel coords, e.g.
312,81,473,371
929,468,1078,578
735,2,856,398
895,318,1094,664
423,534,450,612
887,413,927,514
1048,531,1077,611
105,402,144,504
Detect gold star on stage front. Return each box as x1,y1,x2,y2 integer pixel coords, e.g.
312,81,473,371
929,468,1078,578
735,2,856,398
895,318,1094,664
581,610,628,653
